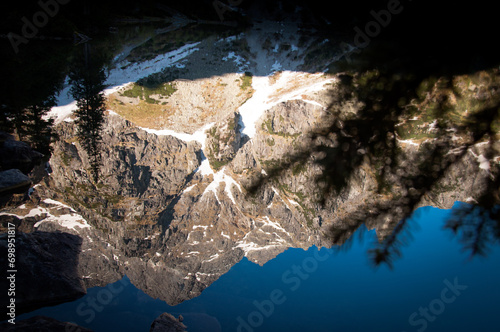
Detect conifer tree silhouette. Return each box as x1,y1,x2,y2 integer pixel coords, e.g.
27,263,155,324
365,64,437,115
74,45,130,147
69,43,106,183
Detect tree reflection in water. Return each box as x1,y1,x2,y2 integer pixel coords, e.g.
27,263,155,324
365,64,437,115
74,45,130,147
69,43,107,183
249,49,500,267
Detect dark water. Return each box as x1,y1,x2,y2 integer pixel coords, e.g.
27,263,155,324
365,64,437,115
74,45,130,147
19,203,500,331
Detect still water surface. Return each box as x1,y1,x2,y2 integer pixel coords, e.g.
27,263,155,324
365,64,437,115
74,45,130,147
19,203,500,331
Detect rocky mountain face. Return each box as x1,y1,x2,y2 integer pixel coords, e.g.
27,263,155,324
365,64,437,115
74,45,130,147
2,67,496,313
205,112,244,171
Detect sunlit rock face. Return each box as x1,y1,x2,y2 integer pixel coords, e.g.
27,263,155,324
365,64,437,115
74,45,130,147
205,112,243,171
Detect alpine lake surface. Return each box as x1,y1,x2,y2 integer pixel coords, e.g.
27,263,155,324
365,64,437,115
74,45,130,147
18,204,500,332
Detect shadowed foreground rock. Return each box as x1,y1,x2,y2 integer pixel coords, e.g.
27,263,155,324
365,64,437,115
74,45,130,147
0,316,93,332
150,313,187,332
0,132,43,206
0,132,43,174
0,231,86,314
0,169,31,196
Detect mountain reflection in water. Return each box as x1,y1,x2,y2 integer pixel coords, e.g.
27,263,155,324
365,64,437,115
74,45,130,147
1,2,499,331
18,204,500,332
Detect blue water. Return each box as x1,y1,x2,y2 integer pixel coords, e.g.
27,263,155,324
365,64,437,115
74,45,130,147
18,204,500,331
